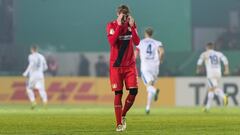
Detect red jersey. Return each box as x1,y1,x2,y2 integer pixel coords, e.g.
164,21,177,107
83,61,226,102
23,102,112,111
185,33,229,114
106,20,140,68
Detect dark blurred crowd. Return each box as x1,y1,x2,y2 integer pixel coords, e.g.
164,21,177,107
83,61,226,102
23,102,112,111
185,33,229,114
216,27,240,50
78,54,109,77
46,55,58,76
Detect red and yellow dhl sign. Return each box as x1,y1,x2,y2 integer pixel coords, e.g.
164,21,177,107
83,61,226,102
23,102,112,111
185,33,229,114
0,77,175,106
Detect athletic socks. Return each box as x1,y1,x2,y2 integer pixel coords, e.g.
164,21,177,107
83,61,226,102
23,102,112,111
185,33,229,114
39,89,48,104
206,91,214,110
122,94,136,117
146,85,156,111
146,92,153,111
114,94,123,126
26,88,35,103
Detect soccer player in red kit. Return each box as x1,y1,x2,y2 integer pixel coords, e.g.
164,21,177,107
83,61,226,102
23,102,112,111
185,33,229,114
106,5,140,132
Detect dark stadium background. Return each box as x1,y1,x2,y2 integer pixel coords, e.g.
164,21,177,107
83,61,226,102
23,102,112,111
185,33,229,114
1,0,240,77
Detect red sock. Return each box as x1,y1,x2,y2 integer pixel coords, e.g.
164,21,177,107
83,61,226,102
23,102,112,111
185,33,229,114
122,94,136,116
114,94,122,126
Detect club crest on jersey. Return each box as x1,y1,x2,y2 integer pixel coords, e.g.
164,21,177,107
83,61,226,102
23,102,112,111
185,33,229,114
110,29,114,35
128,27,131,32
112,83,117,89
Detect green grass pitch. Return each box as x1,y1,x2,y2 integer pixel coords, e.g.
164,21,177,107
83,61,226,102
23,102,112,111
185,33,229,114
0,105,239,135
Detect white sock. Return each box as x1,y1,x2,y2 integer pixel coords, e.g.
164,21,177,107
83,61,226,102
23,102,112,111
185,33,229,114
39,89,48,104
214,88,225,101
146,86,156,111
206,91,214,110
146,92,152,111
26,88,35,103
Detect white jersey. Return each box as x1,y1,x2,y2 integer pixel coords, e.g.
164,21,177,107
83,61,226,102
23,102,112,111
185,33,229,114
24,52,48,80
137,38,163,71
197,50,228,78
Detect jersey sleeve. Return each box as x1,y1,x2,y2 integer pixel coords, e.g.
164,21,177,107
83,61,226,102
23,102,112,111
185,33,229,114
157,41,163,47
219,53,229,65
131,23,140,46
106,22,122,46
43,56,48,71
197,53,204,66
23,55,34,76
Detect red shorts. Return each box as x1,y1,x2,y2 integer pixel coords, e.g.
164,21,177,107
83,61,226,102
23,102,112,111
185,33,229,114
110,66,138,91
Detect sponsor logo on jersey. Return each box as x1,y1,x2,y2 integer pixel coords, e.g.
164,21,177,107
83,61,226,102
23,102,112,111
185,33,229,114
128,27,131,32
118,35,132,40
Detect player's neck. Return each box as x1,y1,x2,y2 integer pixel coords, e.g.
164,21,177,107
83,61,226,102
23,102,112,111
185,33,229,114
207,49,214,51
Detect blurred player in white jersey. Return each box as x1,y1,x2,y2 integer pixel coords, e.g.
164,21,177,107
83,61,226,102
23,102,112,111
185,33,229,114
135,27,164,114
196,42,229,112
23,45,48,109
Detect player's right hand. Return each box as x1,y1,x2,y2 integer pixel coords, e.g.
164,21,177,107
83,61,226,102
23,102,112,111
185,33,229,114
117,13,124,25
22,72,27,77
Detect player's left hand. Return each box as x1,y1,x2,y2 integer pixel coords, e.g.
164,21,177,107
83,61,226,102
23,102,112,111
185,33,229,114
224,70,229,75
196,69,200,75
128,16,135,27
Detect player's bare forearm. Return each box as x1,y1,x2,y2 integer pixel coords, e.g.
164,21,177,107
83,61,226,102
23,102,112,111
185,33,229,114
159,47,164,64
159,53,164,64
160,55,164,64
224,65,230,75
196,66,201,75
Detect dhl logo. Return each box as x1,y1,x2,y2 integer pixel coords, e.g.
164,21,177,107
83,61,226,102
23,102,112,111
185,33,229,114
10,81,97,101
0,79,113,103
0,77,175,106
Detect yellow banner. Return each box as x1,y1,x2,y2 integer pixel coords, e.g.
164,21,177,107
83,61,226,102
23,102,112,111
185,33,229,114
0,77,175,106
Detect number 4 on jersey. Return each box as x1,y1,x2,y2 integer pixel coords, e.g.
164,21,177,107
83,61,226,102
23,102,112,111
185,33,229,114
146,44,152,55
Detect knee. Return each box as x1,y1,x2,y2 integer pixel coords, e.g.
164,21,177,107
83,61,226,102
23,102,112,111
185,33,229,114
147,81,154,86
129,88,138,96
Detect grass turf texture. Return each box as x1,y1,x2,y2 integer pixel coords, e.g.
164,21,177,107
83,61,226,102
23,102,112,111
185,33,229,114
0,105,239,135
